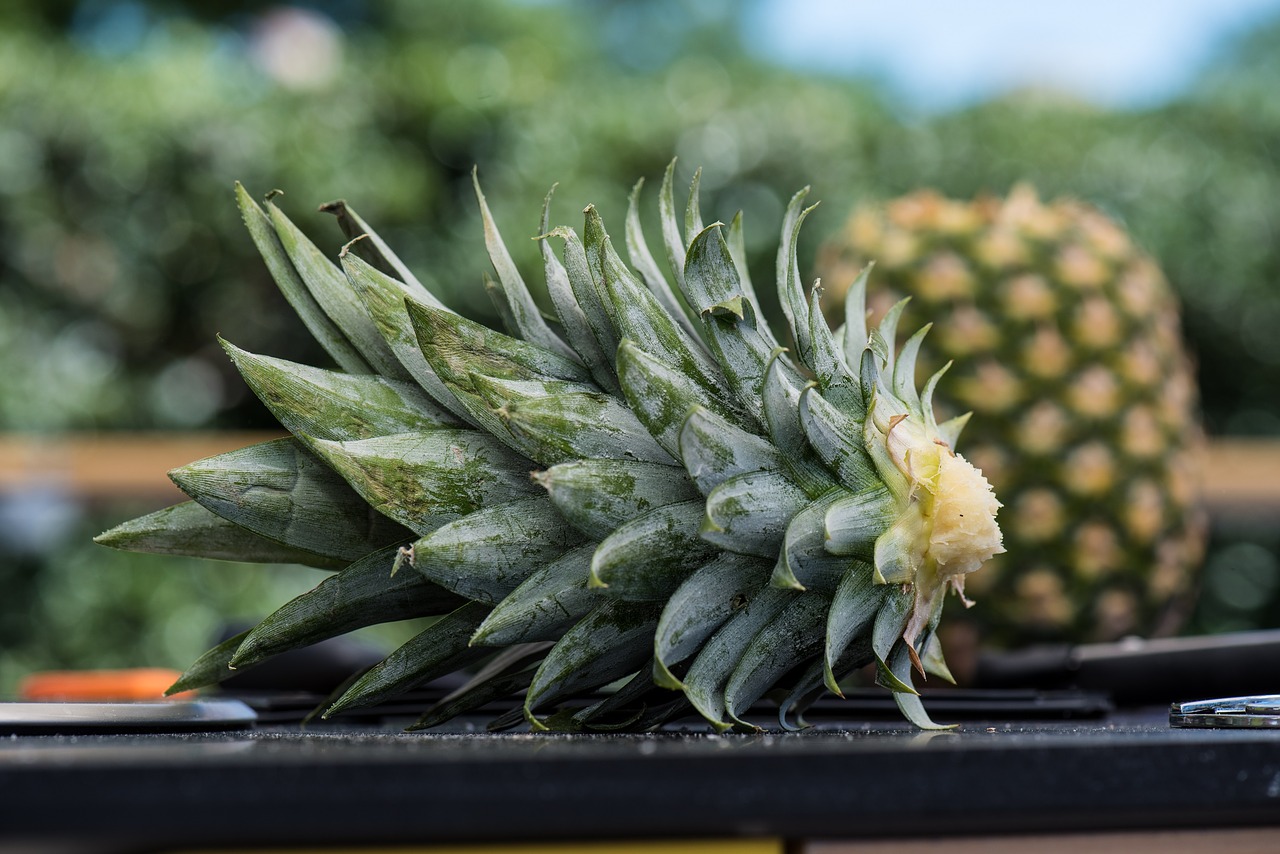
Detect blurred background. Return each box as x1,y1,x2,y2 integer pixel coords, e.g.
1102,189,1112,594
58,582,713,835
3,0,1280,692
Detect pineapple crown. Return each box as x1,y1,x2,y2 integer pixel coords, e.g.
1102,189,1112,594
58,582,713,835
98,161,1002,732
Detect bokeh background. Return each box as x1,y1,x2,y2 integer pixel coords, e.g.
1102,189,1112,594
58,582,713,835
3,0,1280,692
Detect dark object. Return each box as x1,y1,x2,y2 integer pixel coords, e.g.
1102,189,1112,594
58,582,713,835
0,700,256,735
2,711,1279,850
974,629,1280,706
218,628,385,694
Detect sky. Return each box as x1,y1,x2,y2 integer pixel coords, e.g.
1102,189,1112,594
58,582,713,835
746,0,1280,112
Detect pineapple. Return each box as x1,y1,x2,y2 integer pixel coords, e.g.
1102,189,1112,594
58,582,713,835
816,185,1204,647
97,164,1003,732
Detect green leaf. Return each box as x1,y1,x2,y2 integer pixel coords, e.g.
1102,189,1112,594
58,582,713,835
536,458,697,540
824,565,886,695
589,499,717,600
684,225,789,416
165,630,248,694
676,405,783,493
548,224,620,369
885,642,954,730
873,584,918,695
230,546,466,670
412,496,585,605
627,177,703,346
724,210,758,308
411,669,537,732
875,298,910,376
308,431,537,535
873,512,925,585
223,339,460,440
775,189,818,369
824,485,897,558
616,340,741,458
340,254,475,427
701,470,808,558
472,170,578,361
841,264,872,367
95,500,345,570
761,352,838,498
684,166,705,242
653,553,773,689
473,375,673,467
893,324,932,417
658,159,689,294
266,197,409,381
523,600,661,729
682,586,793,732
470,544,602,646
406,298,591,387
539,188,620,394
318,198,435,301
236,184,370,375
797,385,879,492
806,287,863,414
325,601,491,717
770,490,851,593
168,438,411,561
724,591,830,727
585,205,737,418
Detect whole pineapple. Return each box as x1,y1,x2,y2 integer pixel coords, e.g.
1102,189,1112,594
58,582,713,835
816,185,1203,647
98,164,1003,731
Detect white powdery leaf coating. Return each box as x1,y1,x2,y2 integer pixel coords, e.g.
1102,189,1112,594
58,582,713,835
928,452,1004,580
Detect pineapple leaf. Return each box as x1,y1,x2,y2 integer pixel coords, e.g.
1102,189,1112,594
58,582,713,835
807,288,862,414
626,178,704,346
536,458,698,541
761,353,839,498
724,210,758,308
168,438,411,561
94,500,346,570
823,485,897,558
222,339,461,440
265,197,410,380
411,495,585,605
548,225,621,368
470,544,601,646
318,198,435,302
653,553,773,689
325,601,491,717
797,385,880,491
776,190,818,366
236,183,370,375
540,188,620,394
615,340,739,457
885,642,954,730
307,431,538,534
586,205,737,416
340,254,476,427
166,630,249,695
475,377,674,466
840,264,872,368
658,159,688,293
589,499,717,600
523,600,661,730
410,668,537,732
676,405,783,493
724,590,830,727
824,567,885,695
406,298,592,387
771,491,851,594
471,170,578,362
230,546,466,670
701,470,809,559
682,586,793,731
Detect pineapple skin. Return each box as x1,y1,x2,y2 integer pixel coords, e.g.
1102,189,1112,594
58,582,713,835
816,186,1206,646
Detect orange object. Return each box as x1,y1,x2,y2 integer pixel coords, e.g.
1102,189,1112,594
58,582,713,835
18,668,193,702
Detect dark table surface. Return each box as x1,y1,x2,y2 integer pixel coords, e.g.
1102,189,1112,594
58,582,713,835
3,706,1280,851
